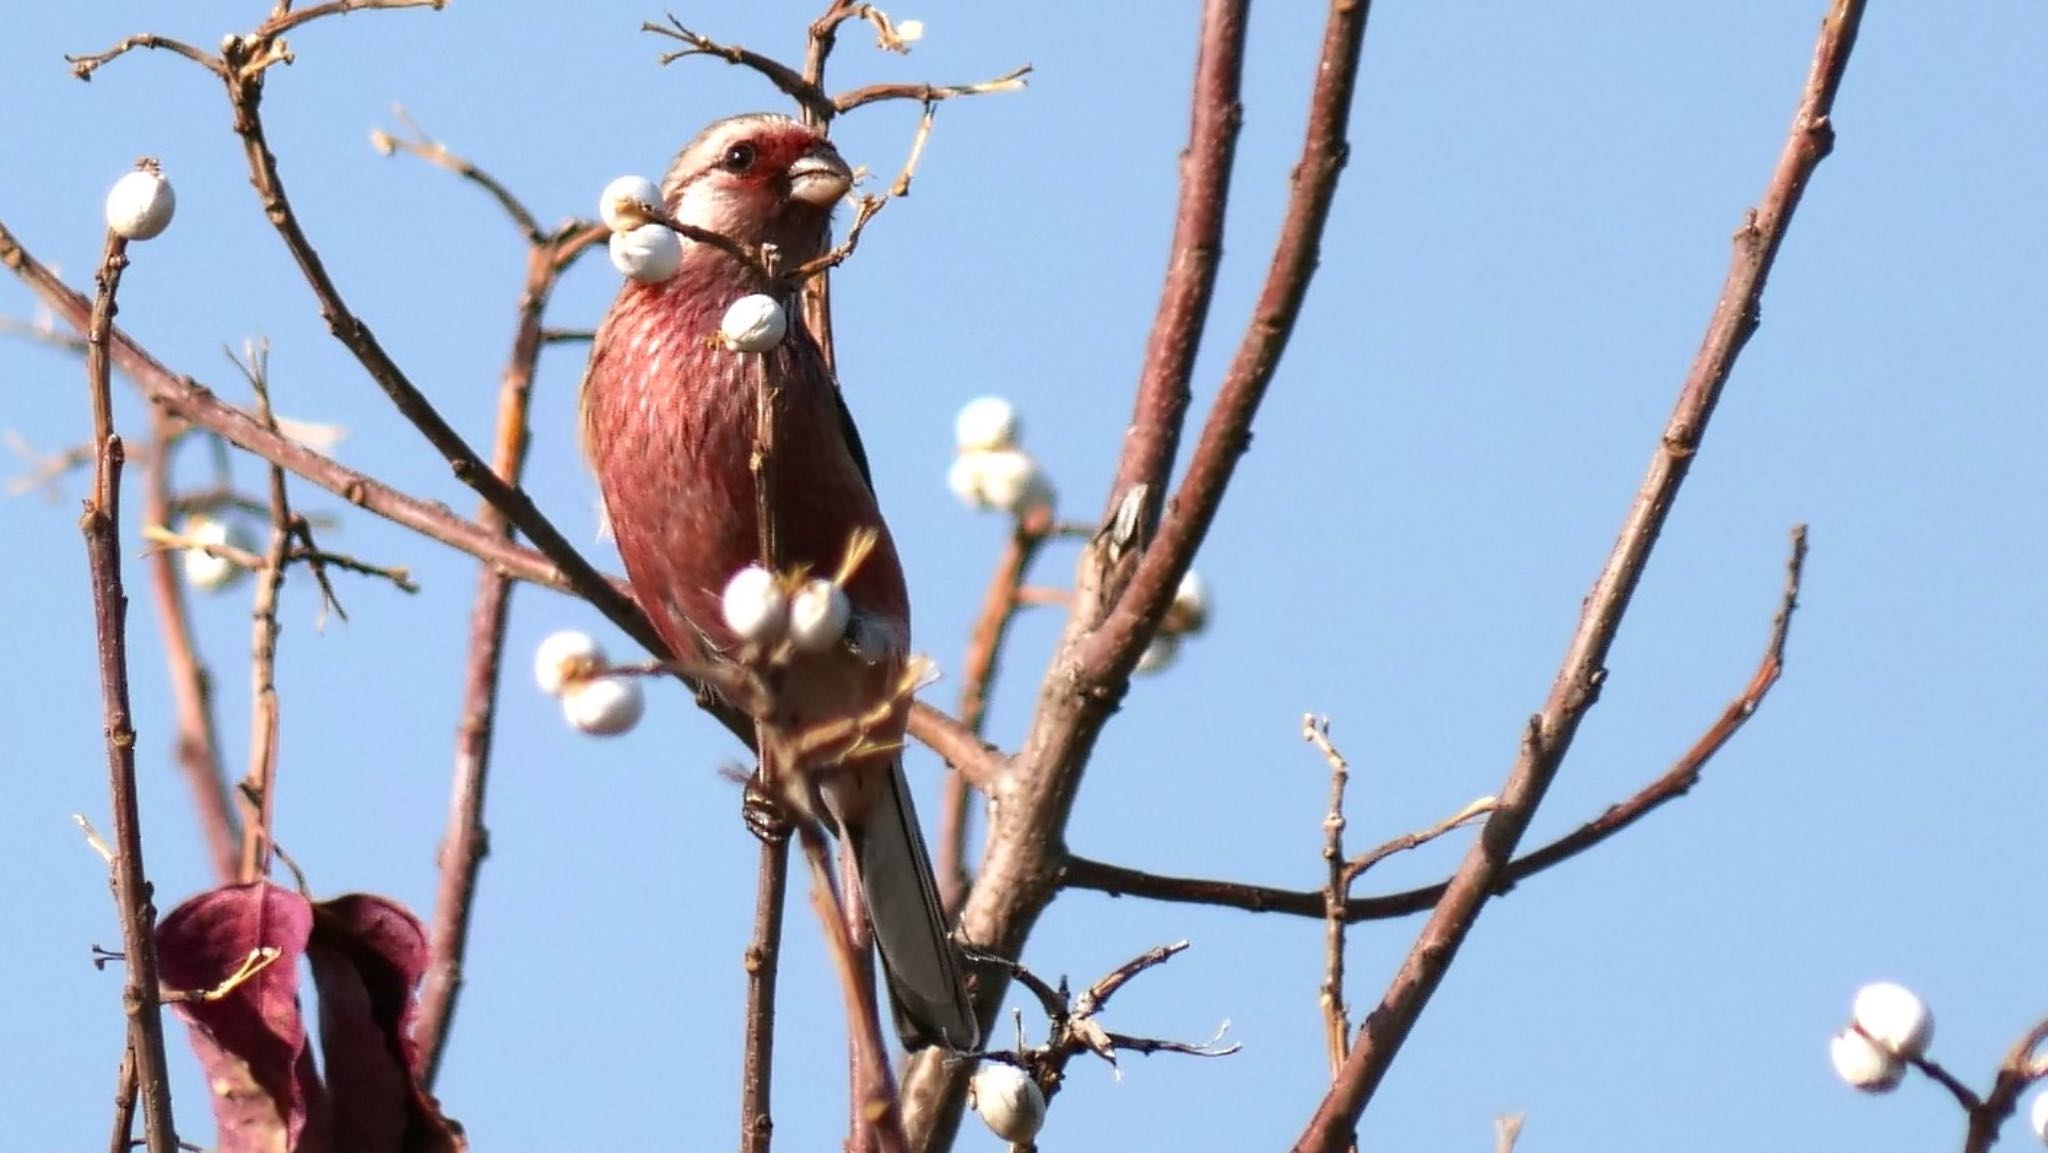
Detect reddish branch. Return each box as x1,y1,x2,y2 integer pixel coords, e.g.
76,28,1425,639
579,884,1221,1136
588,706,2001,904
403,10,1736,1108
901,1,1370,1145
80,227,180,1153
1292,3,1864,1146
1062,526,1806,923
139,410,241,882
1100,0,1246,607
411,139,607,1078
936,510,1051,913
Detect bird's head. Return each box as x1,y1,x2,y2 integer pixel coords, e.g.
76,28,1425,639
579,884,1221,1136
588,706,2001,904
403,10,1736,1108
660,113,852,266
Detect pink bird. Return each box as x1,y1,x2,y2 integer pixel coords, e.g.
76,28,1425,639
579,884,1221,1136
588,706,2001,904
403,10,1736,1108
578,113,978,1050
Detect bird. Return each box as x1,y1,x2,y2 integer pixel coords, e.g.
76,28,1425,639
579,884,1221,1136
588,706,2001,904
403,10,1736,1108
577,112,979,1051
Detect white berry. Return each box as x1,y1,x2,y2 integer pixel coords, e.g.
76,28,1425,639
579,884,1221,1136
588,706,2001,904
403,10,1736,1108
599,174,662,233
954,396,1019,453
721,564,789,644
1135,634,1180,674
788,578,851,654
561,675,644,737
950,448,1052,516
179,515,250,593
1167,569,1210,635
105,164,176,240
1852,982,1933,1060
609,223,683,283
534,629,606,696
1829,1027,1904,1093
969,1062,1046,1144
2028,1090,2048,1143
719,294,788,353
895,18,925,43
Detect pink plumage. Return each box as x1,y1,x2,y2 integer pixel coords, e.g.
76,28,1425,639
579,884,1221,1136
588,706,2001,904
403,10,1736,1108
579,113,977,1050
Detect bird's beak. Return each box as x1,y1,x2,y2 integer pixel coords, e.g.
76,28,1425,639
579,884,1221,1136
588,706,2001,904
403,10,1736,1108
786,143,852,207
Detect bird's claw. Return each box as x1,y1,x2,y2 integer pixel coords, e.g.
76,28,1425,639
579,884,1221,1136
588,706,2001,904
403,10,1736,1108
740,776,793,844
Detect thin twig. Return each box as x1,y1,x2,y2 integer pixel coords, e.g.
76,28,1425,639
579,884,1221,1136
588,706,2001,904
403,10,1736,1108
740,838,790,1153
937,509,1051,913
107,1045,137,1153
235,342,289,884
1292,3,1860,1144
1308,715,1352,1081
1060,526,1809,924
647,14,834,123
831,66,1033,116
370,105,543,244
257,0,444,38
81,220,179,1153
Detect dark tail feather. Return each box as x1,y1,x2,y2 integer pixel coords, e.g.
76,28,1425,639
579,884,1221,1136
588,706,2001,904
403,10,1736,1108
842,758,979,1050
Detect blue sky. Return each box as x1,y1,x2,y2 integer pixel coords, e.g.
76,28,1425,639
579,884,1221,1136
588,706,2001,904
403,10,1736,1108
4,3,2045,1150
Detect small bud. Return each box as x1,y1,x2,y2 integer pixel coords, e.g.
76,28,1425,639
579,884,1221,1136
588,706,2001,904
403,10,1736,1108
719,294,788,353
2028,1090,2048,1144
609,223,683,283
599,174,663,233
534,629,606,696
788,578,851,654
1829,1028,1904,1093
179,515,250,593
1164,569,1209,635
950,448,1053,516
105,162,176,240
954,395,1019,453
722,564,789,644
1135,634,1180,674
969,1062,1046,1144
561,674,644,736
1852,982,1933,1059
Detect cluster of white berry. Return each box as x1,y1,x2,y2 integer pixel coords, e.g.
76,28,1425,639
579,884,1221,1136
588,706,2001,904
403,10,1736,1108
969,1061,1046,1145
106,160,176,240
1137,569,1210,674
947,396,1053,516
599,174,791,353
1830,981,1933,1093
600,175,681,283
1830,983,2048,1142
532,630,645,737
720,564,854,653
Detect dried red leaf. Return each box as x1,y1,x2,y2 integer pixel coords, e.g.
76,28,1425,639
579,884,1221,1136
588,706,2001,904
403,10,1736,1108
156,881,319,1153
307,894,464,1153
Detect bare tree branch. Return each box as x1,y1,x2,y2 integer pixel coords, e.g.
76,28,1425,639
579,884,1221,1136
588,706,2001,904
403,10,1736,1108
901,1,1369,1143
1292,2,1862,1144
79,219,180,1153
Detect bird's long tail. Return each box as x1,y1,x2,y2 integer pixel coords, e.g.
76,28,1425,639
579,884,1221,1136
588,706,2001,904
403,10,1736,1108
841,757,980,1050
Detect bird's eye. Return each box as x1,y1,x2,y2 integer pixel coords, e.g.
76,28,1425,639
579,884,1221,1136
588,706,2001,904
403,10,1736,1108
721,142,758,173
